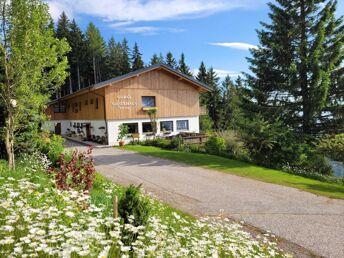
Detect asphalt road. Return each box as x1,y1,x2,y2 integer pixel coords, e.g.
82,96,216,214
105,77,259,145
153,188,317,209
67,142,344,258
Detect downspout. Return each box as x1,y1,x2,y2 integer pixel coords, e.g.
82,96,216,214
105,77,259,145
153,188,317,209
92,91,108,145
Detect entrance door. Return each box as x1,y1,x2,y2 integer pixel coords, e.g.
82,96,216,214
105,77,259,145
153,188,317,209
55,123,61,135
85,124,91,140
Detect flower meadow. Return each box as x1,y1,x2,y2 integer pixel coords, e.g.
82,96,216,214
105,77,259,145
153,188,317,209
0,168,291,257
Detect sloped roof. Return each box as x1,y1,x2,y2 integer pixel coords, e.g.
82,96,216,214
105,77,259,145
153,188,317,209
50,63,211,104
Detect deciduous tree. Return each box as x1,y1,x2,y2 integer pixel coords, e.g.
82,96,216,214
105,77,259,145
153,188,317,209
0,0,69,169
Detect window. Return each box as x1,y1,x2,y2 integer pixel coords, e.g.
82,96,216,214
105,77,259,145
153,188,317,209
141,96,156,107
90,99,94,104
123,123,138,134
53,101,66,113
142,122,153,133
177,120,189,131
95,98,99,109
160,121,173,132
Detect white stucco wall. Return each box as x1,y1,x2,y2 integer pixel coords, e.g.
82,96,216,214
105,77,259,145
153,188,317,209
46,120,107,137
46,116,199,146
107,116,199,146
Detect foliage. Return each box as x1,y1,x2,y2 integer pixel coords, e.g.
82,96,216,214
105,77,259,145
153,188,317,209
49,147,96,192
0,0,69,169
118,184,150,227
38,134,65,165
165,52,177,69
204,136,226,155
178,53,193,76
242,0,343,135
117,124,129,141
131,42,144,71
199,115,213,133
215,130,251,162
318,133,344,162
141,138,172,150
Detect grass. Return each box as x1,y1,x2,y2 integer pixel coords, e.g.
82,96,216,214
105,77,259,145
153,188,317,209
123,145,344,199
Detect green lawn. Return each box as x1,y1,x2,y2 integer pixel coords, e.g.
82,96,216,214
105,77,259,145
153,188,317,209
123,145,344,199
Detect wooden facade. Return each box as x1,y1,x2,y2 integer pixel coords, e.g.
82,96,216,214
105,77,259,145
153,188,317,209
47,67,206,121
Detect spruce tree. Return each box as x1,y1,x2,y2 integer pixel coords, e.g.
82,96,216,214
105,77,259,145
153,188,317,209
105,36,122,78
204,68,222,129
178,53,192,76
150,53,159,65
196,61,208,106
243,0,344,135
85,22,106,84
55,12,71,95
120,38,131,74
165,52,177,69
131,42,144,71
69,19,86,91
219,76,235,130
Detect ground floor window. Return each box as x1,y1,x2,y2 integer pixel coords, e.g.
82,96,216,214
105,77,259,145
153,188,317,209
177,120,189,131
160,121,173,132
142,122,153,133
123,123,138,134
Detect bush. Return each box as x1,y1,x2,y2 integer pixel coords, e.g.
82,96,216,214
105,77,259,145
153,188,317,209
170,135,182,150
204,136,226,155
317,133,344,162
215,130,251,162
38,134,65,165
49,147,96,192
118,184,149,227
200,115,213,133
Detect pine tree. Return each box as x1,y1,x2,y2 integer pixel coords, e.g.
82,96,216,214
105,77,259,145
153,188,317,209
150,53,164,65
69,19,86,91
196,61,207,83
85,22,106,84
204,68,222,129
196,61,208,106
120,38,131,74
165,52,177,69
105,36,122,78
150,53,159,65
55,12,71,95
218,76,235,130
242,0,344,135
131,42,144,71
178,53,192,76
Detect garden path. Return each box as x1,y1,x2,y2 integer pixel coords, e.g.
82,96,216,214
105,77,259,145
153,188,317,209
67,141,344,258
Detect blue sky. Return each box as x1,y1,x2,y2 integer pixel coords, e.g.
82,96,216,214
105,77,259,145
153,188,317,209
47,0,344,79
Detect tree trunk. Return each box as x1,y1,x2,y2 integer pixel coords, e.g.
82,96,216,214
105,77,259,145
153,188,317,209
77,62,81,90
5,113,15,170
300,0,311,134
93,55,97,84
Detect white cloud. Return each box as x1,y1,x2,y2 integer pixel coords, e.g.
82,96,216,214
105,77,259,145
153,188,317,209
192,68,241,79
209,42,258,50
46,0,261,22
110,24,186,35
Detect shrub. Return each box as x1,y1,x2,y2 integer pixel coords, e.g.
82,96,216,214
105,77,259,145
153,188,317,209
49,147,96,192
118,184,149,227
182,144,204,153
38,134,65,165
199,115,213,133
117,124,129,141
317,133,344,162
215,130,251,162
204,136,226,155
170,135,182,150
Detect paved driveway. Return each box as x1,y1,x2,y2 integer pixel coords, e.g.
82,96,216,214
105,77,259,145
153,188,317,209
68,143,344,257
